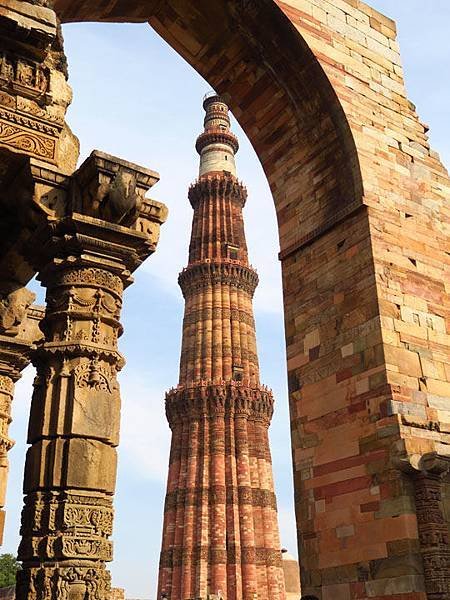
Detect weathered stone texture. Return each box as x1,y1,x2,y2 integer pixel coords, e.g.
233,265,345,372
15,151,167,600
1,0,448,598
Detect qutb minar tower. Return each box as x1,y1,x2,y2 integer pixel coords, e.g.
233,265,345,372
158,94,286,600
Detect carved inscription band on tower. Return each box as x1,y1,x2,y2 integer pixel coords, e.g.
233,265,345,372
158,96,285,600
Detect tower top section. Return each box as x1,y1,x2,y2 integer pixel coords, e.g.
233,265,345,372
196,93,239,178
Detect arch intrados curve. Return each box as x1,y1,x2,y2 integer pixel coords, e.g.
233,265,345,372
54,0,363,254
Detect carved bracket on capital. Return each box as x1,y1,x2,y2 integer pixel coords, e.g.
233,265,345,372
68,150,168,246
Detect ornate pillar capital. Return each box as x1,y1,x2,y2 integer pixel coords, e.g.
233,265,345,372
392,448,450,479
27,150,167,277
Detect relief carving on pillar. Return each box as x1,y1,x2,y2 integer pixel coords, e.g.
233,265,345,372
16,151,167,600
0,0,74,169
16,564,111,600
0,53,50,102
0,287,36,335
0,286,42,543
394,451,450,599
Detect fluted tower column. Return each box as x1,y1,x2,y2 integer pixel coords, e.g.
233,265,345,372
158,95,285,600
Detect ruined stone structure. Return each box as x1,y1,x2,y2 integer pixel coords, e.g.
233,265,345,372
158,95,285,600
0,0,449,599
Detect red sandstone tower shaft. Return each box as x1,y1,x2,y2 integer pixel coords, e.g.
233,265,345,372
158,95,285,600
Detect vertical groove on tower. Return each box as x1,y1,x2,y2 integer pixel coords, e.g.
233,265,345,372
158,95,285,600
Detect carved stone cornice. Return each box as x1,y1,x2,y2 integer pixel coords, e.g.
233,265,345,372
69,150,161,225
0,0,73,168
165,382,274,427
24,151,167,275
179,261,258,297
393,451,450,478
188,173,247,209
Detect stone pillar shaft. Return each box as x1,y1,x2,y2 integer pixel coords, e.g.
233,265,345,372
0,372,15,540
0,293,41,544
17,233,128,600
414,471,450,599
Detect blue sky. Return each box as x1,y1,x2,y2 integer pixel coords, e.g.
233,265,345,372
2,2,449,598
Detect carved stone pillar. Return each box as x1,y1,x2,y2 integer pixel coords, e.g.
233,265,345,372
0,0,79,289
412,455,450,600
394,451,450,600
16,152,167,600
0,288,42,544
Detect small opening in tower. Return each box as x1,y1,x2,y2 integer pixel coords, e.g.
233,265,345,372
226,244,239,260
232,366,244,382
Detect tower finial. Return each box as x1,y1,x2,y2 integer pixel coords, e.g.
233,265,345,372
196,94,239,177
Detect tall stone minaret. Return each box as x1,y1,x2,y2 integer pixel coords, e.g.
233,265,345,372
158,94,286,600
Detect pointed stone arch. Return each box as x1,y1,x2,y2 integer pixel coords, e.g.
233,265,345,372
54,0,364,256
33,1,450,598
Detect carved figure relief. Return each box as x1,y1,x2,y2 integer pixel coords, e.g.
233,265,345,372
0,54,49,101
0,288,36,335
72,170,142,226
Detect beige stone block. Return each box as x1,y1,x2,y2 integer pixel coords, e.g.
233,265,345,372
386,371,419,390
322,583,351,600
384,346,422,377
403,294,428,313
71,386,121,445
304,328,320,353
426,379,450,397
336,524,355,538
341,342,353,357
365,575,424,596
427,394,450,410
381,329,399,345
356,377,370,395
429,331,450,346
394,319,428,340
66,439,117,493
420,357,446,380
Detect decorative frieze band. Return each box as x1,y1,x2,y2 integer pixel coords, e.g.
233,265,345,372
188,173,247,209
183,307,255,328
165,382,274,426
179,261,258,297
160,546,282,568
164,486,277,512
